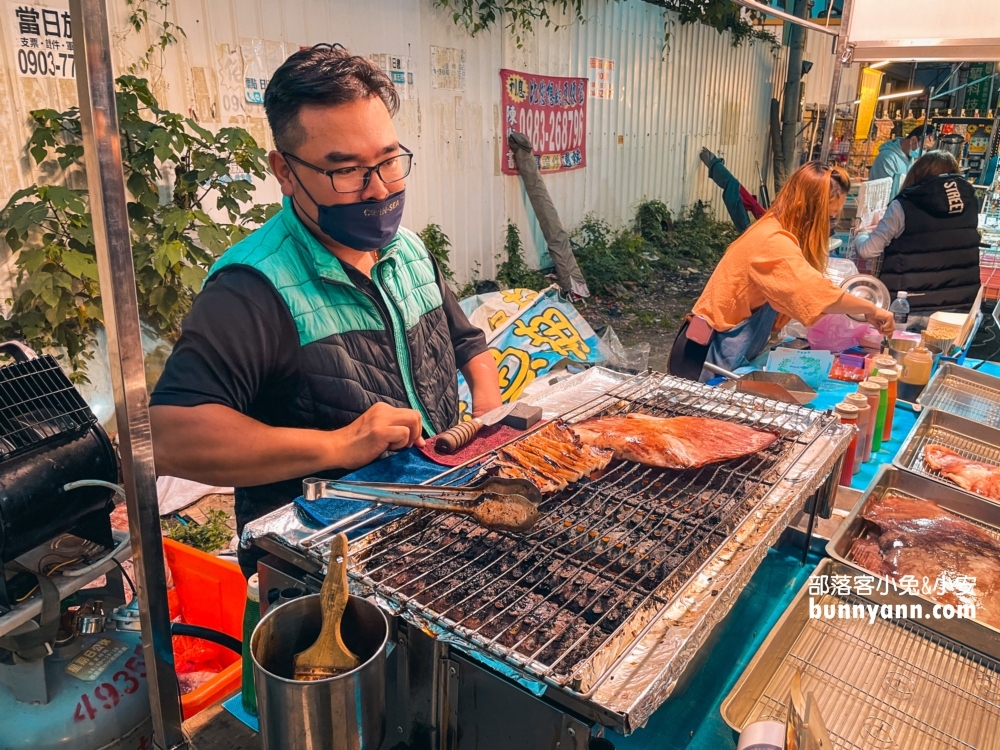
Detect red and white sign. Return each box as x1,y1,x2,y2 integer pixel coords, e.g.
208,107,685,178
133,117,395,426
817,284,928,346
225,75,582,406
588,57,615,100
500,68,587,175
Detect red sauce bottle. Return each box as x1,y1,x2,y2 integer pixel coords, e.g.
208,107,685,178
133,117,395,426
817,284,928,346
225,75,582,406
835,402,860,485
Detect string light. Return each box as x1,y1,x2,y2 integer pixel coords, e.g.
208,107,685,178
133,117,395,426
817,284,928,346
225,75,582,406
853,89,925,104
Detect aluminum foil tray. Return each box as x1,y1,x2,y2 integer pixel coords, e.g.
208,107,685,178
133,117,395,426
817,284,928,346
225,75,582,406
721,558,1000,750
827,465,1000,659
917,363,1000,426
893,408,1000,498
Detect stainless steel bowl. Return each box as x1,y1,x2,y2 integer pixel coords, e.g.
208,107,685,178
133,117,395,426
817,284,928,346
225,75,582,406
840,274,890,322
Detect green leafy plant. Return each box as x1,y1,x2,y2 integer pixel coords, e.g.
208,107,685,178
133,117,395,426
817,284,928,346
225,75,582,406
419,223,456,283
633,199,675,251
435,0,585,45
0,75,279,379
434,0,776,47
654,200,738,268
455,261,482,299
654,0,778,47
164,509,232,553
496,221,548,290
122,0,186,74
570,216,652,297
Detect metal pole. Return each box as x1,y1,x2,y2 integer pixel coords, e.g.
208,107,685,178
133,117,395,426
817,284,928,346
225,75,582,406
69,1,185,748
981,110,1000,187
903,63,918,121
820,0,855,164
779,0,810,179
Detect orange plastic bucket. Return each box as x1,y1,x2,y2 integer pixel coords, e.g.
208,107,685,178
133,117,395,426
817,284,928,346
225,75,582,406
163,538,245,718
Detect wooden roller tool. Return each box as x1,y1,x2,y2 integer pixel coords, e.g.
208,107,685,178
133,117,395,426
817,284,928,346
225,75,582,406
434,401,542,454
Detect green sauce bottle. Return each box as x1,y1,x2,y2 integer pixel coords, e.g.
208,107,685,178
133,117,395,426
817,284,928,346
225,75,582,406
869,376,889,453
241,573,260,716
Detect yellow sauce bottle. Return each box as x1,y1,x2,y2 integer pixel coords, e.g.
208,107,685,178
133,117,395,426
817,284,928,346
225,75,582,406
899,346,934,401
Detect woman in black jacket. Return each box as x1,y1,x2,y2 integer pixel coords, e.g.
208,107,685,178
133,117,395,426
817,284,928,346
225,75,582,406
855,151,981,312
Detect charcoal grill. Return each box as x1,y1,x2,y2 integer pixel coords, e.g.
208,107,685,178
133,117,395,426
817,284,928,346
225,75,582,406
247,370,850,739
345,372,846,726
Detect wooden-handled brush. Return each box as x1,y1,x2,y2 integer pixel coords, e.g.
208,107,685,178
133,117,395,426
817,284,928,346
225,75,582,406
292,533,360,680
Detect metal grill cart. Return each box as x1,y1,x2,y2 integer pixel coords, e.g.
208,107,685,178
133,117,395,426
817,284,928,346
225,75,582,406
245,371,851,744
721,428,1000,749
55,0,1000,747
918,361,1000,424
894,407,1000,489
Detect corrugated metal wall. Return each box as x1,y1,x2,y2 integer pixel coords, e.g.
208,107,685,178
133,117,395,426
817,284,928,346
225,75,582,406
501,4,787,268
0,0,849,282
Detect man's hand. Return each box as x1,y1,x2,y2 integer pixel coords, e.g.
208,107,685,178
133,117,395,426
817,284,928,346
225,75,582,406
866,306,895,336
331,402,425,470
461,350,502,418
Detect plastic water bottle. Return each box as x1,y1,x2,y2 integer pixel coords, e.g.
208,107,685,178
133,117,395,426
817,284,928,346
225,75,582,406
889,291,910,330
241,573,260,716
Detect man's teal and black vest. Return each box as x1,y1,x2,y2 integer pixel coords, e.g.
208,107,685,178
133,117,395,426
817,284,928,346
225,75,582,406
209,199,459,437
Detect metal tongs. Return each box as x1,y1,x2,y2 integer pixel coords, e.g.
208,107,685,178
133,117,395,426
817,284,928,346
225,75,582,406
299,477,541,548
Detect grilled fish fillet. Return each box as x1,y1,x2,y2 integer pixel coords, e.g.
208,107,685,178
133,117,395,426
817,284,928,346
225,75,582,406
495,422,613,494
923,444,1000,502
851,492,1000,630
568,414,777,469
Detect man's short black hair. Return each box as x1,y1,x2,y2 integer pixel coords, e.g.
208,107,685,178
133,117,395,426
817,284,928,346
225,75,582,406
906,124,936,141
264,43,399,152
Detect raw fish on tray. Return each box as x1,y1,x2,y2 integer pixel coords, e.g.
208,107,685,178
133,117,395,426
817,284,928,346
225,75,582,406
923,444,1000,502
569,414,778,469
849,492,1000,630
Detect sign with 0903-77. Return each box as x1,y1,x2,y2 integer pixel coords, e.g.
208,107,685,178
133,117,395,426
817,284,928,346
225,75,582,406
8,2,75,79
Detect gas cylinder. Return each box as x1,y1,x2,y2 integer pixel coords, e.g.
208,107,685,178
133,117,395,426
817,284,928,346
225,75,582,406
0,600,153,750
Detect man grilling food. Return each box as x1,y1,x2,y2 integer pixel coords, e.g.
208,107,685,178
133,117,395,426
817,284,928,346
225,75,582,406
150,44,502,575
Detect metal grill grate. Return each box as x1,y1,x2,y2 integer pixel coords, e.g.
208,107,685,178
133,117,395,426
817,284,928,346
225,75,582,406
348,374,832,691
920,373,1000,427
744,594,1000,750
0,355,95,459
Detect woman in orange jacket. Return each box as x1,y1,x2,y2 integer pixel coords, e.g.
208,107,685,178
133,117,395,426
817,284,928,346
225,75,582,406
668,162,895,381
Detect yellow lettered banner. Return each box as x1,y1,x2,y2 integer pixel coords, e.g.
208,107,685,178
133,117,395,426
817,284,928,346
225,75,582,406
455,286,602,417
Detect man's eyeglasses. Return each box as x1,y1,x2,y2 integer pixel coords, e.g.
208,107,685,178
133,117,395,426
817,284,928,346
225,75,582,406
282,146,413,193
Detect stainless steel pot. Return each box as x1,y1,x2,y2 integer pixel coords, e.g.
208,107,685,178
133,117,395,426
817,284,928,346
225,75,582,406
251,593,387,750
